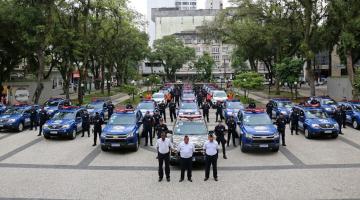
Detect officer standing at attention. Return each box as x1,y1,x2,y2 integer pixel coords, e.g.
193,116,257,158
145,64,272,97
125,103,133,109
266,101,273,119
158,101,167,123
156,118,169,139
290,109,299,135
107,101,115,118
203,134,219,181
153,110,161,138
30,106,38,131
226,115,237,147
177,135,195,182
334,106,343,134
93,112,104,146
276,113,287,146
156,132,172,182
341,105,347,128
169,100,177,122
81,110,91,137
38,107,48,136
202,101,210,123
142,111,154,146
248,101,256,109
174,88,180,106
215,122,227,159
215,101,224,122
196,91,203,107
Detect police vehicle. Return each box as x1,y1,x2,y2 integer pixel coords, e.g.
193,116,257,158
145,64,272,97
84,99,109,122
170,115,211,163
181,92,196,102
292,104,339,139
0,103,6,114
100,109,143,151
210,90,228,107
238,109,280,152
43,98,72,116
0,104,38,132
152,92,165,104
269,98,294,121
136,100,157,116
307,96,338,116
177,101,200,116
338,101,360,129
223,100,244,121
43,106,86,139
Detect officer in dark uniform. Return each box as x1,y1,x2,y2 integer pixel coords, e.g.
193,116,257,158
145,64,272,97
341,105,346,128
334,107,343,134
169,100,177,122
107,101,115,118
202,102,210,123
30,106,38,131
248,101,256,109
82,111,91,137
158,101,167,123
126,103,134,109
266,102,273,119
226,115,237,147
196,91,203,107
38,108,48,136
214,122,227,159
93,112,104,146
153,110,161,138
215,101,224,122
290,109,299,135
156,118,169,139
174,88,180,106
276,113,287,146
142,111,154,146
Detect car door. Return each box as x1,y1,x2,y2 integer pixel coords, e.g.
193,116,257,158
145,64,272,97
272,101,277,117
23,109,31,126
75,111,83,131
298,109,305,130
345,104,353,123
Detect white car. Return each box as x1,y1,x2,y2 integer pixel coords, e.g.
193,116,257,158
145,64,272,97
211,90,228,106
151,92,165,104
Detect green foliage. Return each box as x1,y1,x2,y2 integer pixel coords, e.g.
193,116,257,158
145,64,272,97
194,52,215,81
233,72,264,97
354,68,360,95
275,58,304,86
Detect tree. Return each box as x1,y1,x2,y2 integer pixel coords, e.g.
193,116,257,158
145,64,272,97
153,36,195,81
275,58,304,98
194,52,215,81
122,84,140,102
233,72,264,98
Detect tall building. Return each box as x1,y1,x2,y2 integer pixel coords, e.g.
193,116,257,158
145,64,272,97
175,0,197,10
205,0,223,9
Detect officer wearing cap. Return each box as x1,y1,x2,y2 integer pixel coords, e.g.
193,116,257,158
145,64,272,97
93,112,104,146
290,108,299,135
107,101,115,118
38,107,48,136
156,118,169,139
226,115,237,147
30,106,38,131
142,111,154,146
202,101,210,123
214,121,227,159
203,134,219,181
158,101,167,123
169,100,177,122
215,101,224,122
153,110,161,138
266,101,273,119
276,113,287,146
177,135,195,182
156,132,172,182
81,110,91,137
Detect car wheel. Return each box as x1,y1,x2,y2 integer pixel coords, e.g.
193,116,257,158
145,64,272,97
240,141,247,153
44,135,51,139
304,129,312,139
70,129,77,140
272,147,279,152
101,146,108,151
17,123,24,132
133,140,139,152
353,120,359,129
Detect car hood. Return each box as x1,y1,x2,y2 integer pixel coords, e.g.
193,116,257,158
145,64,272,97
103,124,136,134
45,106,58,110
225,109,241,114
171,134,208,148
278,107,292,113
46,119,74,126
179,109,198,113
243,124,277,135
213,97,227,101
305,118,336,125
87,108,102,115
0,114,21,120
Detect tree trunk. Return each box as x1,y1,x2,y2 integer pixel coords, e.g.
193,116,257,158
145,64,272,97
306,59,316,96
275,80,280,95
33,49,45,104
101,63,105,94
346,50,354,84
77,68,83,105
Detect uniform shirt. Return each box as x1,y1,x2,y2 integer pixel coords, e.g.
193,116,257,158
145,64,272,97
276,117,287,130
153,113,161,125
177,142,195,158
226,119,236,130
156,138,172,154
203,140,219,156
216,104,223,113
202,104,210,113
142,115,154,128
156,124,169,134
214,124,226,138
266,103,273,112
93,115,103,131
158,103,166,112
169,102,176,111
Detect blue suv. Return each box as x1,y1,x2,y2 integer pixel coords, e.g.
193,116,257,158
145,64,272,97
84,100,109,122
223,100,244,121
0,104,38,132
177,100,200,116
338,101,360,129
238,109,280,152
307,96,338,116
269,98,294,121
43,98,72,116
100,109,143,151
43,106,85,139
136,100,157,116
292,105,339,139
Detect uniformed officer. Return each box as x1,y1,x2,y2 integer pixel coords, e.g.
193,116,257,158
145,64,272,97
203,134,219,181
248,101,256,109
215,101,224,122
156,132,172,182
177,135,195,182
276,113,287,146
158,101,167,123
126,103,134,109
169,100,177,122
38,108,48,136
341,105,346,128
156,118,169,139
334,107,343,134
266,102,273,119
174,88,180,106
107,101,115,118
30,106,38,131
290,109,299,135
93,112,104,146
81,111,91,137
214,122,227,159
142,111,154,146
202,102,210,123
196,91,203,107
226,115,237,147
153,110,161,138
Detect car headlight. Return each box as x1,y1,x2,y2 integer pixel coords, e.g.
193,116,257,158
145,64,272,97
245,133,253,139
62,124,70,129
280,111,287,115
325,108,332,111
274,131,280,138
127,132,134,138
334,123,339,128
311,124,320,128
8,119,16,123
43,124,49,129
101,132,107,138
227,112,233,115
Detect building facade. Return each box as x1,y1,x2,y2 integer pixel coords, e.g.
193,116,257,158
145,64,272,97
175,0,197,10
205,0,223,9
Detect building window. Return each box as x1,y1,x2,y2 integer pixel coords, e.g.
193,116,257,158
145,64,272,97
196,47,201,52
222,47,228,52
213,55,220,61
212,47,219,53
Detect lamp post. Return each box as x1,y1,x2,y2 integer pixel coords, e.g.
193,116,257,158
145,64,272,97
294,81,298,99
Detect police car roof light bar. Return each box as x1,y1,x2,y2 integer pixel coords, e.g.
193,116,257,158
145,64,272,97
244,108,265,113
178,115,203,120
115,108,134,113
60,106,80,110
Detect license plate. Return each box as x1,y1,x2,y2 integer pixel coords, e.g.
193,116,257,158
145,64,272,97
50,131,57,134
111,143,120,147
259,144,269,148
192,157,195,162
325,130,332,134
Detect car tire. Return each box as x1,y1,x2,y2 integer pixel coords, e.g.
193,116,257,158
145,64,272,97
70,129,77,140
240,141,247,153
44,135,51,139
101,146,108,151
353,120,359,129
17,123,24,132
304,129,312,139
272,147,279,152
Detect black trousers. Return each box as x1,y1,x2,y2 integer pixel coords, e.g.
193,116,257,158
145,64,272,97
197,100,203,107
291,122,298,134
93,129,101,145
175,97,180,106
180,157,192,180
158,153,170,179
203,112,209,122
30,118,37,130
205,154,218,178
216,112,223,122
38,123,45,135
267,111,272,119
82,127,90,136
153,124,159,138
160,110,166,122
169,109,176,122
337,121,342,133
279,129,285,145
343,118,346,128
143,127,153,145
217,138,226,156
227,129,237,146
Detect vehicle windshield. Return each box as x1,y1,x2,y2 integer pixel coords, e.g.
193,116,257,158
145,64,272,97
3,108,23,115
353,105,360,111
180,103,197,110
243,113,272,126
305,110,328,119
108,115,136,125
152,93,164,98
321,99,336,105
183,93,195,98
214,91,227,98
52,112,75,120
45,100,59,107
174,121,207,135
277,101,293,108
226,102,243,109
86,103,104,109
138,103,154,110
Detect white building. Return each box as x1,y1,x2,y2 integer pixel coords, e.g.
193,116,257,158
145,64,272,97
205,0,223,9
175,0,197,10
